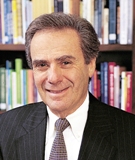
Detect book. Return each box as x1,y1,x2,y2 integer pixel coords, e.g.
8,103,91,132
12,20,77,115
100,62,108,104
15,58,22,107
97,0,103,43
27,69,35,103
120,0,128,44
108,62,116,106
127,0,133,44
103,0,109,44
0,67,6,110
16,0,23,44
3,0,9,44
94,0,98,34
82,0,94,26
109,0,117,44
54,0,63,12
116,0,120,43
125,71,132,113
21,69,27,105
7,0,13,43
12,0,18,44
114,65,120,108
120,71,127,111
6,60,13,111
11,71,17,109
1,0,5,44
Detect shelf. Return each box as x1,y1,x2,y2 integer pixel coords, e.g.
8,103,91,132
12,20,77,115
99,44,132,52
0,44,25,51
0,44,133,52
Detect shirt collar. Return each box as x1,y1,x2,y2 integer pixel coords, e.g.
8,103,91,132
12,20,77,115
46,92,89,141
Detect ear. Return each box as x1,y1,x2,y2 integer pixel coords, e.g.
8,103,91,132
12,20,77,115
88,58,96,78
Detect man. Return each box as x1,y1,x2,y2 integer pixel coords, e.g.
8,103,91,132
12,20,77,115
0,12,135,160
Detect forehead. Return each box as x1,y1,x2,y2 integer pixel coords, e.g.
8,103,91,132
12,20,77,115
31,28,81,46
30,28,83,59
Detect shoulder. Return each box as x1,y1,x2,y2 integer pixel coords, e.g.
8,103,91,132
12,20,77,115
0,102,46,126
89,93,135,129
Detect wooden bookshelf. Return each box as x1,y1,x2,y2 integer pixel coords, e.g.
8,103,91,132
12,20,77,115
0,44,132,52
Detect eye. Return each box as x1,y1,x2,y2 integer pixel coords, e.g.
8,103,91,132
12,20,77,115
62,61,72,65
38,63,46,67
32,61,49,70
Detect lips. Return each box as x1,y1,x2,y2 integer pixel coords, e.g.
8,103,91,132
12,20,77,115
46,87,68,94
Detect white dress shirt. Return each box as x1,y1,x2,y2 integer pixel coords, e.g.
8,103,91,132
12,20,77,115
45,93,89,160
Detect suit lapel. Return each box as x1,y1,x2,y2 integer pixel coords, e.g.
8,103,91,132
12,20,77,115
78,94,116,160
15,102,48,160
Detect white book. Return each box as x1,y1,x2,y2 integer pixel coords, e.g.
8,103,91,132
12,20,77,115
120,0,128,44
114,65,120,108
12,71,17,109
127,0,133,44
120,71,127,111
63,0,70,14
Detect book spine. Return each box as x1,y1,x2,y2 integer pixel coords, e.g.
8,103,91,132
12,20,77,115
15,58,22,107
12,0,18,44
120,71,127,111
0,67,6,110
126,71,132,113
94,0,98,34
103,62,108,104
0,0,2,43
17,0,23,44
27,69,34,103
11,71,17,108
6,60,13,110
97,0,103,43
114,65,120,108
100,62,104,102
103,6,109,44
108,62,116,106
116,0,120,43
4,0,9,44
127,0,133,44
109,0,117,44
120,0,128,44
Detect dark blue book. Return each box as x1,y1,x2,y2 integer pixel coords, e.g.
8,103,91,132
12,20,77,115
109,0,117,44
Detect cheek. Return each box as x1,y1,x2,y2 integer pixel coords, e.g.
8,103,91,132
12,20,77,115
33,72,43,87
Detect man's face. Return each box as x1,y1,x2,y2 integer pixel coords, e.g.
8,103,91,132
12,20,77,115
30,28,96,118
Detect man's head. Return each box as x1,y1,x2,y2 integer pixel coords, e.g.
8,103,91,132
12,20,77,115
25,13,100,118
25,12,100,69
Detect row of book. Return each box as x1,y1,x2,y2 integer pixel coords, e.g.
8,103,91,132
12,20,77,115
0,58,41,111
80,0,133,44
89,62,132,113
0,0,133,44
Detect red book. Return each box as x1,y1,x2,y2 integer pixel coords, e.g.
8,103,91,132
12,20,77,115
108,62,116,106
125,71,132,113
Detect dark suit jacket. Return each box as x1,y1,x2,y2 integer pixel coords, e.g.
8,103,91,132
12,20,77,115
0,93,135,160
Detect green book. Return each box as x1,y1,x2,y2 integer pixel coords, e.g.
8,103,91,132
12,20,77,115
15,58,22,107
0,67,6,110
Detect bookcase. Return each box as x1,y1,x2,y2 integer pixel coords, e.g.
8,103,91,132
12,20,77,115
0,0,135,114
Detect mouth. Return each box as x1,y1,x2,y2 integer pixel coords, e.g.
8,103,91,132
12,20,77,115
46,87,69,94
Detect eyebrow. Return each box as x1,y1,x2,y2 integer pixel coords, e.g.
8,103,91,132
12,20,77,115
55,55,76,61
32,60,48,66
32,55,76,66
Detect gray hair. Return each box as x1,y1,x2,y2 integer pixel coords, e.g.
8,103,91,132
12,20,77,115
25,12,100,68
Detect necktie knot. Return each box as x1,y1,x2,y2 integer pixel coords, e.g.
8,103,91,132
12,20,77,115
55,118,70,132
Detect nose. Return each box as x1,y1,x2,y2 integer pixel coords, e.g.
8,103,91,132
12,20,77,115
47,65,63,84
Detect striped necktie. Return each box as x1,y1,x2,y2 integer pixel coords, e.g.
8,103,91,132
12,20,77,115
49,118,70,160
